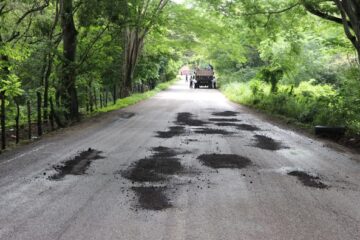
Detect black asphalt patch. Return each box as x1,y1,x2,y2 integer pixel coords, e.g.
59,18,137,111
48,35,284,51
132,186,172,210
215,122,240,127
49,148,105,180
288,171,328,189
194,128,233,135
212,111,238,117
252,135,288,151
236,124,260,131
209,118,239,122
176,112,207,126
198,154,252,169
119,112,135,119
156,126,185,138
122,147,183,183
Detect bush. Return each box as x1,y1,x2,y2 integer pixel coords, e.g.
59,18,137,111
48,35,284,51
221,78,360,134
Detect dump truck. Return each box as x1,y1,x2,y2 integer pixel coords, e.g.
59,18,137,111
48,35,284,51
190,68,216,89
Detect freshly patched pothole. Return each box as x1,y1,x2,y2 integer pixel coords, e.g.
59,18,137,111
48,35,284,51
197,154,252,169
49,148,105,180
132,186,172,211
288,171,328,189
252,135,288,151
122,147,183,183
156,126,186,138
212,111,239,117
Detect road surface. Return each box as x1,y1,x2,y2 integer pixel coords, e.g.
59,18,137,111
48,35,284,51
0,79,359,240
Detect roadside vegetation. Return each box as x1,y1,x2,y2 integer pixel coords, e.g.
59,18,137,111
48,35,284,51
1,0,360,150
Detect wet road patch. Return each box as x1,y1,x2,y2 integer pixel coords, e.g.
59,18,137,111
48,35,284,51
252,135,288,151
122,147,183,183
176,112,207,126
212,111,238,117
236,124,260,131
156,126,185,138
198,154,252,169
132,186,172,210
194,128,233,135
119,112,135,119
288,171,328,189
49,148,105,180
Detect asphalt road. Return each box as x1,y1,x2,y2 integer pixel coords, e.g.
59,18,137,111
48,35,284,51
0,79,359,240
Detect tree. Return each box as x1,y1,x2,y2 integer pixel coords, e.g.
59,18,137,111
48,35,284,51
60,0,78,120
303,0,360,63
122,0,170,96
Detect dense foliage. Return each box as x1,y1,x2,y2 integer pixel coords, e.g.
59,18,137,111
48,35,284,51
1,0,360,150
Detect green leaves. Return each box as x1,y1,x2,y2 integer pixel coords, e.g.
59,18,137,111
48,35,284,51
0,74,24,97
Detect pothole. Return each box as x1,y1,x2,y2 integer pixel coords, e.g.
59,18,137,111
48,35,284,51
156,126,186,138
194,128,234,135
209,118,239,122
288,171,328,189
252,135,288,151
176,112,207,126
119,112,135,119
236,124,260,131
198,154,252,169
132,186,172,211
49,148,105,180
212,111,238,117
122,147,183,183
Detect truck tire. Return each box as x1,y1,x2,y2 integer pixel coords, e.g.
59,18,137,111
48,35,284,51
314,125,346,139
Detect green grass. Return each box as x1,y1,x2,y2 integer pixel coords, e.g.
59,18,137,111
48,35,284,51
220,80,360,135
93,79,177,114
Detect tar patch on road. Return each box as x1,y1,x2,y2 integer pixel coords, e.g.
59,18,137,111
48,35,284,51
215,122,240,127
49,148,105,180
119,112,135,119
212,111,239,117
198,154,252,169
132,186,172,211
252,135,288,151
288,171,328,189
209,118,240,122
194,128,234,135
156,126,186,138
122,147,183,182
236,124,260,131
176,112,207,126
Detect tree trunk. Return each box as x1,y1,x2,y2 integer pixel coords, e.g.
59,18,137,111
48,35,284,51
43,53,54,122
49,97,55,131
334,0,360,63
0,91,5,150
100,93,103,108
15,99,20,144
27,100,32,140
37,92,43,137
93,87,98,109
113,84,116,105
105,88,108,107
122,28,145,97
60,0,79,121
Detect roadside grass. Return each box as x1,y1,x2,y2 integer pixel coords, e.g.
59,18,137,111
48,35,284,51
220,80,360,136
93,79,177,114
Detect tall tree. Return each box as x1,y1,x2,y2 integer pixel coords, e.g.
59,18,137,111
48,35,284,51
303,0,360,62
122,0,169,96
60,0,79,120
